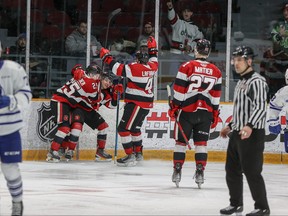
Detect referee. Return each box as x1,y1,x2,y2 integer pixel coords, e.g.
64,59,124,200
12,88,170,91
219,46,270,216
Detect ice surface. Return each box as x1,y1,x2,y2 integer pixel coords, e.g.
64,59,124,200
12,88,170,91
0,160,287,215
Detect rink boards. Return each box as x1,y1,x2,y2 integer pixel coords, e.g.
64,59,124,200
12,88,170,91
21,100,288,164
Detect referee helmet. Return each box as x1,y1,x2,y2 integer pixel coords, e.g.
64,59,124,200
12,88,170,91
232,46,256,59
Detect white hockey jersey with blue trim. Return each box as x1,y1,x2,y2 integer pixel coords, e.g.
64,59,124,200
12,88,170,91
0,60,32,136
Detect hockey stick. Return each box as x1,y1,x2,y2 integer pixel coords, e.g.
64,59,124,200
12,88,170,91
104,8,121,48
114,78,121,163
167,85,192,150
101,8,121,75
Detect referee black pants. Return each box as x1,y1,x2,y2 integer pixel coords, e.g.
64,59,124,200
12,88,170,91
225,129,269,210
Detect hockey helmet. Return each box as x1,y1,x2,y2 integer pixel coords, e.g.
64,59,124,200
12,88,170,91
195,39,211,57
86,63,102,77
135,51,149,64
101,71,114,83
232,46,256,59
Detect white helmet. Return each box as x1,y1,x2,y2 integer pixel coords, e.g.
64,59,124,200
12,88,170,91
285,68,288,85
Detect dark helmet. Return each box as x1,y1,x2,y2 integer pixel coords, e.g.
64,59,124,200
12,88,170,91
195,39,211,57
86,63,102,76
232,46,255,59
135,51,149,64
101,71,115,82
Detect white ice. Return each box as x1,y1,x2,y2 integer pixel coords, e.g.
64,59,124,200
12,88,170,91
0,160,287,215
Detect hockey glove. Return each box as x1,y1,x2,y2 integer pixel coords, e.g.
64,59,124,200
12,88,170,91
211,110,220,129
147,36,158,55
284,130,288,153
267,118,281,134
71,64,83,76
168,104,180,119
0,95,10,109
73,68,86,80
0,95,17,110
112,84,124,100
100,48,113,64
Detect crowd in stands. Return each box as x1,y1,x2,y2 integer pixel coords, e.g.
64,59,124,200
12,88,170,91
0,0,226,57
4,0,287,101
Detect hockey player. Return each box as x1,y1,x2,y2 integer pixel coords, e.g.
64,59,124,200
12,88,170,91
65,71,123,162
100,36,158,166
84,65,124,162
72,64,123,161
46,64,102,162
168,39,222,188
267,68,288,151
0,41,32,215
47,64,123,162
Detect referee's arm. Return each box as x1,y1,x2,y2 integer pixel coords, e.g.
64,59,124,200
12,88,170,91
247,79,268,127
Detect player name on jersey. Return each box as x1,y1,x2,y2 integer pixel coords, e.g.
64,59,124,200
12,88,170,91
195,66,213,75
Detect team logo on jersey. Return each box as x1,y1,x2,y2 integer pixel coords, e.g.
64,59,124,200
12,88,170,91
36,102,57,142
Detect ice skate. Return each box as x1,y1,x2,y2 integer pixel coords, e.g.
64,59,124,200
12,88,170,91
64,150,74,162
46,149,60,162
194,163,204,189
135,152,143,161
12,201,23,216
246,209,270,216
95,148,112,162
135,146,143,161
58,147,66,157
220,205,243,215
172,162,181,188
116,154,136,167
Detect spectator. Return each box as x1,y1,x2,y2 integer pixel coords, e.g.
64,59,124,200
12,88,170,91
162,0,204,77
10,33,26,54
10,33,41,55
110,38,136,64
137,21,168,50
8,33,46,98
167,0,203,56
139,39,148,53
270,3,288,60
65,20,102,57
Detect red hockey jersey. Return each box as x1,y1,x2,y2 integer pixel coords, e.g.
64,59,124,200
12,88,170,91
110,56,158,109
52,76,101,111
172,59,222,113
100,88,117,109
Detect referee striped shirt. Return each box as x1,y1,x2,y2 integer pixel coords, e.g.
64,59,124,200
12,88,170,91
231,71,268,130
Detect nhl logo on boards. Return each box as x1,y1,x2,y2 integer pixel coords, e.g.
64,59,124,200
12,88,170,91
36,102,57,142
